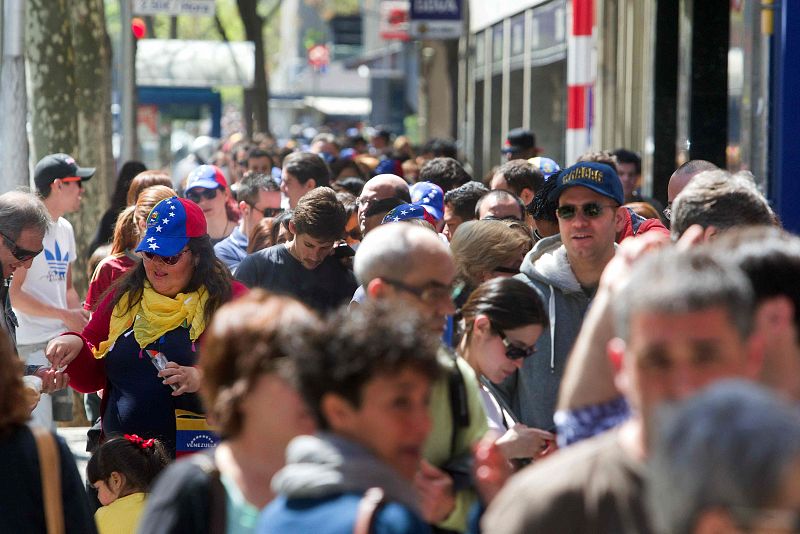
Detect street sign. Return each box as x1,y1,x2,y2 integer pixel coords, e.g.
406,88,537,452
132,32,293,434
133,0,216,17
409,0,463,40
380,0,410,41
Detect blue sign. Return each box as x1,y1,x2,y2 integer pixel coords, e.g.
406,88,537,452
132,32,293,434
409,0,463,39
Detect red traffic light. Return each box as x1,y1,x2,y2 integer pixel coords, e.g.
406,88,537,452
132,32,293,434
131,17,146,39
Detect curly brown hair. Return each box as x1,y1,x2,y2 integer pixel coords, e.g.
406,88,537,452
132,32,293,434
0,330,32,436
199,290,319,438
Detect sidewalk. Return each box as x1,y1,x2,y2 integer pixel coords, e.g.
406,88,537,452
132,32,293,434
57,426,90,484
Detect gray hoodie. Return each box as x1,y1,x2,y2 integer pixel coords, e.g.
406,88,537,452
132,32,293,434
490,234,593,431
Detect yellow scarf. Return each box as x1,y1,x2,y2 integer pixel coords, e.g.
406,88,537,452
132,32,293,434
93,282,209,359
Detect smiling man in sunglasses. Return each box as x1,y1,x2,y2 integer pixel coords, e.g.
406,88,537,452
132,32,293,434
492,161,626,438
10,153,94,428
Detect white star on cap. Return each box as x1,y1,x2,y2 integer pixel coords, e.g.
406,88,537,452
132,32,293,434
162,218,170,225
423,198,430,203
148,243,159,250
400,210,408,215
393,217,400,221
147,237,155,242
155,226,163,232
170,205,176,211
169,212,175,217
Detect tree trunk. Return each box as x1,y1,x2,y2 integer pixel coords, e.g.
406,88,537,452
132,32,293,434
237,0,270,135
69,0,115,294
26,0,78,160
0,0,30,190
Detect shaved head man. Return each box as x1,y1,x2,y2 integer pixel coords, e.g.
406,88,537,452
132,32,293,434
357,174,411,235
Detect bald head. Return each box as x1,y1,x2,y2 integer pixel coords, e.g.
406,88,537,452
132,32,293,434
354,223,451,286
357,174,411,233
668,160,718,203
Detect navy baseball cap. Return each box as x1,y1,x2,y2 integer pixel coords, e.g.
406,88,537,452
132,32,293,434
548,162,624,205
135,197,207,256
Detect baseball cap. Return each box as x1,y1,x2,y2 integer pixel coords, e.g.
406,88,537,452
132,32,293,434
34,153,95,190
501,128,538,155
382,203,437,226
410,181,444,220
548,162,624,205
135,197,207,257
184,165,228,192
528,156,561,181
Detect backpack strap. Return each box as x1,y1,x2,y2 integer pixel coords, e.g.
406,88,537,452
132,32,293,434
189,452,226,534
31,426,65,534
353,487,386,534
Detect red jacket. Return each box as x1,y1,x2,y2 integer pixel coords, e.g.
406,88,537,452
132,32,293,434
616,207,670,243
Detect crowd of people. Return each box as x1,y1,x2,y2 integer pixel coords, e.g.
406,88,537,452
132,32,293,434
0,125,797,534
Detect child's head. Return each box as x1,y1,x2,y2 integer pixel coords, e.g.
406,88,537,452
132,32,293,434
87,434,168,505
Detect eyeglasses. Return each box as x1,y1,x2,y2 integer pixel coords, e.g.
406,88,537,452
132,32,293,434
495,328,537,360
186,188,218,203
249,204,282,218
381,278,463,304
0,231,43,262
141,249,190,266
663,204,672,221
555,202,617,220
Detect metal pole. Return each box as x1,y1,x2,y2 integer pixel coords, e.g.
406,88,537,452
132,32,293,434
0,0,30,189
120,0,136,161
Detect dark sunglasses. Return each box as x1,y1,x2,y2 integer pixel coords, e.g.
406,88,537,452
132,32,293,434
186,188,218,203
0,231,43,262
495,328,537,360
555,202,617,220
141,249,190,266
250,204,282,218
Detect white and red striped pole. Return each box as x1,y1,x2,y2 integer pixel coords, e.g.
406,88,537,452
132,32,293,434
565,0,595,165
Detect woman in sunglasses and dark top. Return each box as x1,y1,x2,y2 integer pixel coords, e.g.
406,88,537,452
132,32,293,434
456,277,555,462
46,197,248,457
182,165,239,245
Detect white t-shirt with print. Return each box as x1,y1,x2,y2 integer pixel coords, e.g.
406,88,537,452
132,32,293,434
13,217,76,345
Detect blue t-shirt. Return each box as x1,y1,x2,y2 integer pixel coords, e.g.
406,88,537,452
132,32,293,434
258,493,430,534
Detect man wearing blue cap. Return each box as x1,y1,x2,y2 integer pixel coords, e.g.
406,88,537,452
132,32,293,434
490,162,625,435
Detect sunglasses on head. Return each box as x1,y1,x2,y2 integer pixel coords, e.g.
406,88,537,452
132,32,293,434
555,202,617,220
186,188,218,203
0,231,43,262
141,249,190,265
495,328,537,360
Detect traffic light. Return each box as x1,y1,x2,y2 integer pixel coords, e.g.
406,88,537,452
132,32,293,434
131,17,146,39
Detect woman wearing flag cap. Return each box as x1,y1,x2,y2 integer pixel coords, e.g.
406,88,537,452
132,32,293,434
45,197,248,456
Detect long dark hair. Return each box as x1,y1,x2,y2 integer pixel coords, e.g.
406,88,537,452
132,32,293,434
460,277,548,342
110,235,232,324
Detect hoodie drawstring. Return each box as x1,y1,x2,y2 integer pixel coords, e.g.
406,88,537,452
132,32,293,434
548,284,556,373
